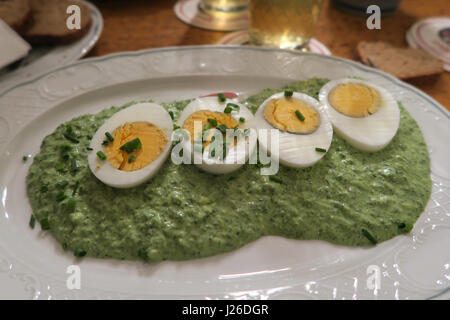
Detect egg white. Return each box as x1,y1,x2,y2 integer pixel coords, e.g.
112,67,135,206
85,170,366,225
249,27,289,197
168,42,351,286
88,102,173,188
177,96,257,174
318,78,400,152
254,92,333,168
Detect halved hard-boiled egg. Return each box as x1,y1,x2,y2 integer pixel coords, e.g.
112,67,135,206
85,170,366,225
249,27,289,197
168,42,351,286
88,102,173,188
177,95,257,174
254,91,333,168
319,78,400,152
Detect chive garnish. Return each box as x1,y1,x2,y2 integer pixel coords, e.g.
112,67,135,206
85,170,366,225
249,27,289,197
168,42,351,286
295,110,305,121
398,222,413,232
105,132,114,142
207,118,218,127
224,106,232,114
74,249,86,258
87,134,93,140
218,93,226,102
128,155,136,163
102,140,109,146
62,151,70,161
216,124,228,134
96,151,107,160
56,191,67,202
58,180,69,188
362,228,377,244
40,218,50,230
239,117,245,123
66,125,73,133
226,103,240,112
315,147,327,153
72,181,79,196
269,176,283,184
169,111,174,120
120,138,142,153
71,159,78,171
284,89,294,97
22,155,28,162
86,147,93,151
29,215,35,229
173,124,180,130
63,133,79,144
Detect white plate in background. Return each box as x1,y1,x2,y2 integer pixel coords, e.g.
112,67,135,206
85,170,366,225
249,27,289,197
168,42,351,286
0,0,103,94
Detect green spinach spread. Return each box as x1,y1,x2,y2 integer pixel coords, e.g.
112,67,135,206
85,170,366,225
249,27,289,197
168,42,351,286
26,78,431,262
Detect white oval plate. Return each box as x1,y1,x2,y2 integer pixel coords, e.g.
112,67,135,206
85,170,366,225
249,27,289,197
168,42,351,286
0,0,103,94
0,46,448,300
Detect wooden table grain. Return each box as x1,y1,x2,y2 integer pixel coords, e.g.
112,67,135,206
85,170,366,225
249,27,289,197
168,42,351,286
88,0,449,110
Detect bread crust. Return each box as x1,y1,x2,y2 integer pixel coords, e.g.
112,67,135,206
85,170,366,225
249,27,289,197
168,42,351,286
20,0,92,45
357,41,444,81
0,0,31,31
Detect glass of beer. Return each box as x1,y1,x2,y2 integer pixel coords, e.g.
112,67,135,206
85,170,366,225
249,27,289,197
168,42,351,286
199,0,249,18
249,0,325,50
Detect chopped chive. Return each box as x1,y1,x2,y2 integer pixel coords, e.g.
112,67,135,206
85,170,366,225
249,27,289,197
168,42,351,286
128,155,136,163
22,155,28,162
102,140,109,146
65,125,73,133
105,132,114,142
96,151,107,160
56,191,67,202
66,198,76,211
72,181,79,196
169,111,174,120
224,106,232,114
40,218,50,230
120,138,142,153
74,249,86,258
362,228,377,245
295,110,305,121
218,93,226,102
58,180,69,188
173,124,180,130
284,89,294,97
86,147,93,151
87,134,93,140
226,103,240,112
40,185,48,193
397,222,413,232
71,159,78,171
207,118,218,127
269,176,283,184
239,117,245,123
315,147,327,153
29,215,35,229
216,124,228,134
61,151,70,161
63,133,79,144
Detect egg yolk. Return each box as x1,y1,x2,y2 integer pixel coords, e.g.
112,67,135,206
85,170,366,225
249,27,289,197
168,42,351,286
105,122,168,172
329,83,382,117
263,97,320,134
182,110,240,146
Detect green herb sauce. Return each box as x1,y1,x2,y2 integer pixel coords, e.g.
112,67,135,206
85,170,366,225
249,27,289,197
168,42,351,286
26,78,431,262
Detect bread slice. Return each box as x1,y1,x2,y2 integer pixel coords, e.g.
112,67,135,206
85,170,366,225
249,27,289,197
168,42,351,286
21,0,92,45
0,0,31,31
357,41,444,81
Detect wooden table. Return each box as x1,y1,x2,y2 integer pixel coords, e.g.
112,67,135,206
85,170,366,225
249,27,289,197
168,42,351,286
88,0,449,110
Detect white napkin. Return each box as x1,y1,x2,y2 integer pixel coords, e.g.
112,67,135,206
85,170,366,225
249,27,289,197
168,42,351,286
0,18,31,69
